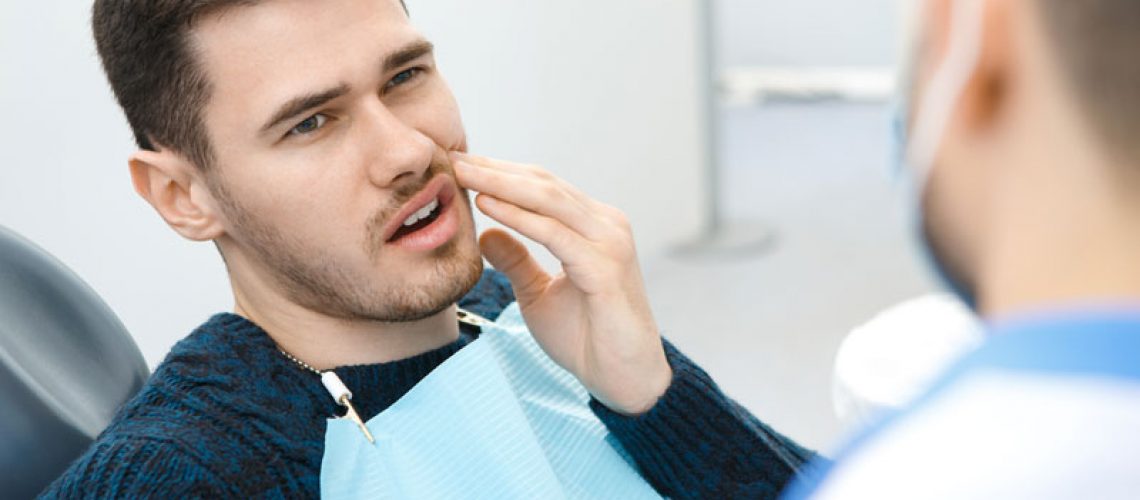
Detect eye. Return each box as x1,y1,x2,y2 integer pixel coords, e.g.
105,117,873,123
385,67,423,91
288,113,328,137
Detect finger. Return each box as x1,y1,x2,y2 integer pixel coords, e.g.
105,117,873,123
452,152,611,216
457,161,607,241
479,228,550,305
475,194,593,267
452,152,539,176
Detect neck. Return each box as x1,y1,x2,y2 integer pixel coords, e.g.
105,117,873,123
229,274,460,371
979,138,1140,319
983,216,1140,319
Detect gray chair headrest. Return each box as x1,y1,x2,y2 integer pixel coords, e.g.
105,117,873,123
0,226,148,498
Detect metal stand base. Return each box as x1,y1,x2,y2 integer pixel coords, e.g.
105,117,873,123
670,219,778,261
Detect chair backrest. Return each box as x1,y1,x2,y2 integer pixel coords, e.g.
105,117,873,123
0,226,149,498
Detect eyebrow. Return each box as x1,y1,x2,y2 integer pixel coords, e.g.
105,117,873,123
259,40,436,134
384,39,435,74
261,83,350,133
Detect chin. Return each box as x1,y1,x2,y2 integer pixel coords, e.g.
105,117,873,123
374,243,484,323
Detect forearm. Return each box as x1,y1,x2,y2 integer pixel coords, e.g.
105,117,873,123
40,439,230,499
592,341,828,500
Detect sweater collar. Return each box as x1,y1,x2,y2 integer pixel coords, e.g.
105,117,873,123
206,312,475,422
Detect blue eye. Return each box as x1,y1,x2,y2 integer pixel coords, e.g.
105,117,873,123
386,68,421,90
289,114,327,136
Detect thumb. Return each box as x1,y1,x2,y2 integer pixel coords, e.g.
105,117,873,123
479,228,550,305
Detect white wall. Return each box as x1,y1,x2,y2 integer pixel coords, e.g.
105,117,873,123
0,1,707,366
717,0,903,68
412,1,708,270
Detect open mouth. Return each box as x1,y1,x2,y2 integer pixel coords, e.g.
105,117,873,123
389,196,444,242
381,175,459,248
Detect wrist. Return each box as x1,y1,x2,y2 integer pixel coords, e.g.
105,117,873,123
599,354,673,416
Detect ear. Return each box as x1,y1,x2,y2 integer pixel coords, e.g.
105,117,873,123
129,149,226,242
957,0,1015,133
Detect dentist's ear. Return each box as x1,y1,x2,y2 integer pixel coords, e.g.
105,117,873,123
957,0,1014,132
129,149,226,242
924,0,1014,134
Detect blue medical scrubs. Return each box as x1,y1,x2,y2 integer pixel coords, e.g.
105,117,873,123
786,309,1140,499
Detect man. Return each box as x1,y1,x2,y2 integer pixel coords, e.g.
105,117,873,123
554,0,1140,498
45,0,818,497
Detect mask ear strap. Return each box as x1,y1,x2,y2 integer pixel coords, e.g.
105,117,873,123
906,0,989,190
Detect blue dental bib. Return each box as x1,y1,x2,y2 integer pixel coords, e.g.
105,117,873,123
320,303,663,499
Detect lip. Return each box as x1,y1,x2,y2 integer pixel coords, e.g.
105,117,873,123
380,175,459,244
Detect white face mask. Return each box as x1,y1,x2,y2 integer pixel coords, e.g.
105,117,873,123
893,0,989,309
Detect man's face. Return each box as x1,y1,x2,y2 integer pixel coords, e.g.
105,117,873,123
192,0,482,321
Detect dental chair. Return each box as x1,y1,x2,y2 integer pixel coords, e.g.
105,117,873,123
0,226,149,498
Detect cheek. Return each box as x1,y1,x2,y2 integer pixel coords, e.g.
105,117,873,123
215,161,355,243
398,81,466,150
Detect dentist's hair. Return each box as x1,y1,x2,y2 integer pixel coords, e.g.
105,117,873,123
91,0,408,170
1038,0,1140,163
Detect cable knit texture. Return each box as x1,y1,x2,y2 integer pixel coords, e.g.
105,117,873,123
41,268,819,499
590,341,827,499
41,270,515,498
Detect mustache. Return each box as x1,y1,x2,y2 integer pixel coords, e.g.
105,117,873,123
365,153,457,248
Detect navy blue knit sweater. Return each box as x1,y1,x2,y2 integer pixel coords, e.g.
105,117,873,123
42,269,820,499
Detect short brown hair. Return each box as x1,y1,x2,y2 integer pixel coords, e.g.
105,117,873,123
92,0,407,169
1038,0,1140,163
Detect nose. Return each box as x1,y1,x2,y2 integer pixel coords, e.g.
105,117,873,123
358,101,435,188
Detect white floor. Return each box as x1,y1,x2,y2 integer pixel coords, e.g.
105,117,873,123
641,102,936,452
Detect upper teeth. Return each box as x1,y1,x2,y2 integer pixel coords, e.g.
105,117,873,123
403,198,440,227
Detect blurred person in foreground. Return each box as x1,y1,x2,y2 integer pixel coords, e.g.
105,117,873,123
502,0,1139,498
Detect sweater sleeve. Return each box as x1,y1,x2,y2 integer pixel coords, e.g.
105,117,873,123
39,437,230,499
458,269,517,321
591,340,829,500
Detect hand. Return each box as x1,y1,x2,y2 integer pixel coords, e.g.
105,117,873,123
452,152,672,415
